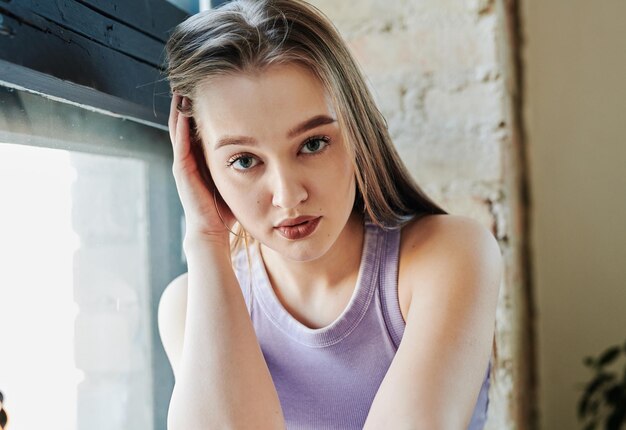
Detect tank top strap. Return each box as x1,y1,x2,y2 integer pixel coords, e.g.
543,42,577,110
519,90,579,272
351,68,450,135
374,223,405,350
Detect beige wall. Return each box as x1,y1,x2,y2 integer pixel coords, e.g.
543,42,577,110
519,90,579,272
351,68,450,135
522,0,626,428
309,1,530,428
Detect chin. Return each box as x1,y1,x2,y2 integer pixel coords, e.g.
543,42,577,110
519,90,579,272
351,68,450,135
261,230,334,262
274,239,330,262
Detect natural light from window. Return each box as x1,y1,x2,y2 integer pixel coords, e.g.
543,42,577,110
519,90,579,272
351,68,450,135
0,143,81,429
0,142,153,430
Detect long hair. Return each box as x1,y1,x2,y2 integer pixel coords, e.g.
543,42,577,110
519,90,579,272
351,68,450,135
166,0,447,237
165,0,500,386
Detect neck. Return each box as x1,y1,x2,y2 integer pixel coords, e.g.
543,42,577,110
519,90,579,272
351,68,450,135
259,211,365,302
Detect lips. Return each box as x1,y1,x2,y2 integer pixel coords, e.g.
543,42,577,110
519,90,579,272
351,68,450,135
274,216,321,240
275,215,319,228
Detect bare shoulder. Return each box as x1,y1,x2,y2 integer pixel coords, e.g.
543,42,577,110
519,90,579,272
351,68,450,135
157,272,189,378
367,215,502,427
400,213,501,255
399,214,502,298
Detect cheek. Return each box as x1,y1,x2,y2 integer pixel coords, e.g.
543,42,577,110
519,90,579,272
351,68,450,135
342,165,357,206
331,158,355,189
214,175,265,219
319,166,356,208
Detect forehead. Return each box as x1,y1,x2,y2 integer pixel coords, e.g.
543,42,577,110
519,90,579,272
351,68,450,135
193,63,337,145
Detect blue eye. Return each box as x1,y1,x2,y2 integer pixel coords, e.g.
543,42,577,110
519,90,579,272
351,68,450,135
301,136,331,154
226,154,259,171
225,136,331,173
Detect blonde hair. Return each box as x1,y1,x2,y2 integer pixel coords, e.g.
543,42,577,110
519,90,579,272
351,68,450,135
165,0,500,384
166,0,446,242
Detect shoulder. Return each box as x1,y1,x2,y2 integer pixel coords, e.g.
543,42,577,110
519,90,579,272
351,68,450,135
399,214,502,297
157,272,189,378
400,213,501,256
366,215,501,427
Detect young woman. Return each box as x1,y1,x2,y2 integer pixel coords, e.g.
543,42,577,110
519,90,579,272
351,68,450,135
158,0,502,428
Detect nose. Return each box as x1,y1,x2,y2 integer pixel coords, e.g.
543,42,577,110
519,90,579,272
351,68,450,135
270,164,308,209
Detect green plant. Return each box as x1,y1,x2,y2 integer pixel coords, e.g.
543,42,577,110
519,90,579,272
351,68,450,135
578,339,626,430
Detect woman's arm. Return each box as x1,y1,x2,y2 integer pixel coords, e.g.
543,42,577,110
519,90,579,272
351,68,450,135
159,237,285,430
158,273,187,374
363,215,502,429
160,94,285,429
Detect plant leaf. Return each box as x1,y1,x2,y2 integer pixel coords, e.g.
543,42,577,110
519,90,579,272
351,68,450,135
590,398,601,414
598,346,621,367
579,373,616,418
605,400,625,430
602,385,622,405
582,421,596,430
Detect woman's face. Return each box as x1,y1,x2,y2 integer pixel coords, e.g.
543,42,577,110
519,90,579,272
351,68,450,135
193,63,356,261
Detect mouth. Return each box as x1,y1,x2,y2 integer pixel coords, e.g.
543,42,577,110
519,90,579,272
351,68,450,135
275,215,319,228
274,216,322,240
289,220,309,227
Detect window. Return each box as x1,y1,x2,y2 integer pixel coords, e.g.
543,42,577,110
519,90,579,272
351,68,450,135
0,2,188,429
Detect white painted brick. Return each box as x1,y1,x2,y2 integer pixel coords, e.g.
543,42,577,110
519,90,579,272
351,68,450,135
396,134,503,185
422,81,505,134
305,1,523,428
346,21,497,77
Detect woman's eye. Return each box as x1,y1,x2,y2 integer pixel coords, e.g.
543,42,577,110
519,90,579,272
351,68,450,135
226,137,330,172
301,137,330,154
227,155,259,171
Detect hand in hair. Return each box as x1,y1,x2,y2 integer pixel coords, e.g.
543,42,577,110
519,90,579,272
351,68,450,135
168,93,236,244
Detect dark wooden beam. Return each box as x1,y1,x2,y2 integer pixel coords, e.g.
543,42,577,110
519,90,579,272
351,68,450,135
0,0,186,126
75,0,187,43
0,60,169,129
2,0,165,67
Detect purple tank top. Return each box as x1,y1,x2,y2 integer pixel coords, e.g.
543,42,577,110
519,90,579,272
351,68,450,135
233,216,491,430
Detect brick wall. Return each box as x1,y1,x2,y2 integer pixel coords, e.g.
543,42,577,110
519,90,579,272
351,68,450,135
307,1,532,428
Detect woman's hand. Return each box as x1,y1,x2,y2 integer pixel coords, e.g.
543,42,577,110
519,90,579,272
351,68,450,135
168,93,236,244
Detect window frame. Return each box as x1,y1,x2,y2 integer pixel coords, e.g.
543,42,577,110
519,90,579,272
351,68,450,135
0,0,188,127
0,1,192,428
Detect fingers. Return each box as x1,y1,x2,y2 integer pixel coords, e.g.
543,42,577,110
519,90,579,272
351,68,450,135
168,93,180,145
174,97,192,165
190,125,216,190
169,93,192,158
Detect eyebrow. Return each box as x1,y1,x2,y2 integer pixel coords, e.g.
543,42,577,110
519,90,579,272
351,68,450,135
213,114,337,150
